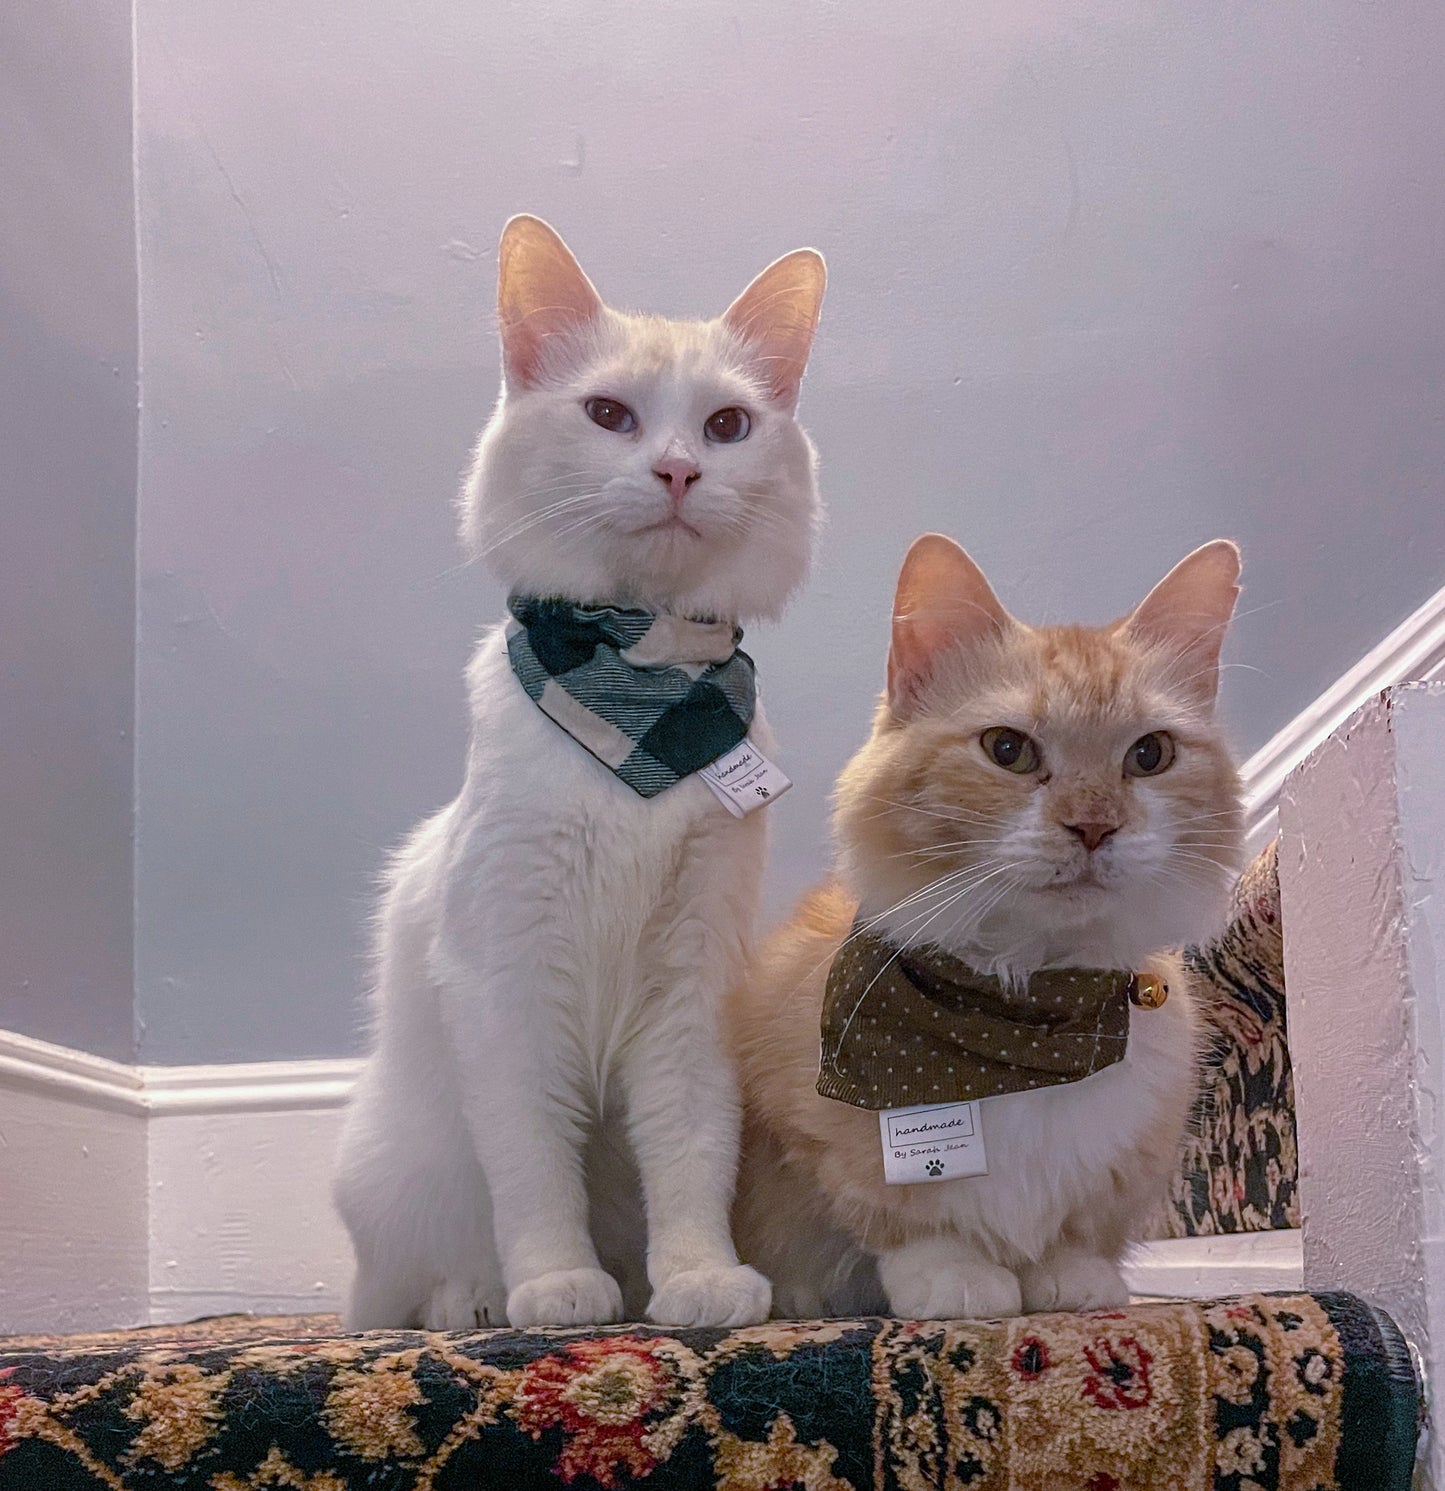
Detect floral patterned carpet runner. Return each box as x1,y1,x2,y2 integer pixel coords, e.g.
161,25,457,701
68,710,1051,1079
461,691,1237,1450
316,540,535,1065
0,1292,1418,1490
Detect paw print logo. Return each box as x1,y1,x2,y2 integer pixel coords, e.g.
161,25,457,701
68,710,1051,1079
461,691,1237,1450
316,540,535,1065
925,1159,945,1177
754,785,771,799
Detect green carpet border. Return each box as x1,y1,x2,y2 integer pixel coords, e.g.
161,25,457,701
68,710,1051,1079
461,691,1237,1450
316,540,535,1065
1316,1291,1422,1491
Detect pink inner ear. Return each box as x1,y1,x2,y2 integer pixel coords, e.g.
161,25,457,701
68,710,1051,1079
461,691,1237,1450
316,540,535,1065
723,250,825,411
887,615,959,714
886,535,1012,717
1125,540,1241,701
497,217,604,389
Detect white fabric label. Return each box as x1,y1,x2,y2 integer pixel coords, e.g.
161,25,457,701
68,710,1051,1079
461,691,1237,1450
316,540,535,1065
878,1100,989,1184
699,740,792,817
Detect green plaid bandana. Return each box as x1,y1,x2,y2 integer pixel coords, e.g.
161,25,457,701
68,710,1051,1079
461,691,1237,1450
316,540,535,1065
505,596,757,798
816,928,1135,1111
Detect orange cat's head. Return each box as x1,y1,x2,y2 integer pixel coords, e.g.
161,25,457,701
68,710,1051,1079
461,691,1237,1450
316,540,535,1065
834,535,1246,975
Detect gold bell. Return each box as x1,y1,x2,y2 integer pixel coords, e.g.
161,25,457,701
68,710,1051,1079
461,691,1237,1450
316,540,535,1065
1128,972,1168,1010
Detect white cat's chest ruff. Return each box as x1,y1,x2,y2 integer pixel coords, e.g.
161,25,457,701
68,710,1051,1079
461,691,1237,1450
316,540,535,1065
434,626,767,985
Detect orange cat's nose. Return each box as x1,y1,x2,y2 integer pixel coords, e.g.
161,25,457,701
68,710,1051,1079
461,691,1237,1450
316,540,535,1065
653,458,702,502
1064,821,1119,853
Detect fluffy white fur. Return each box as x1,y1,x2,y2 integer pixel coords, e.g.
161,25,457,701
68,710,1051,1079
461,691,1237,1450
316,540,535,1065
731,537,1246,1320
333,216,825,1329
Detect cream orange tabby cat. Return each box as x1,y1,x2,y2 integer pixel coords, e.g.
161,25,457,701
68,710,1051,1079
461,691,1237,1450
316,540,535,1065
731,534,1244,1318
334,216,825,1330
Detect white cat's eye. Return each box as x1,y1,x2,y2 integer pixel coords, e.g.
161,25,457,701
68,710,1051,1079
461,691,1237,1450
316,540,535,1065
1124,732,1175,777
704,406,751,443
584,397,637,434
980,727,1041,775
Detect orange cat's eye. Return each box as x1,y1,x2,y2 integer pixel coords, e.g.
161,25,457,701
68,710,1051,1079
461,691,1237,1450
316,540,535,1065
1124,732,1175,777
980,727,1040,774
584,397,637,433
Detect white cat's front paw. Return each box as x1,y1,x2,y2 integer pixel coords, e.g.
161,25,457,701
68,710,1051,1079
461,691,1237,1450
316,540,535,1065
879,1252,1021,1320
507,1268,623,1328
1018,1253,1128,1313
423,1279,508,1331
647,1265,772,1328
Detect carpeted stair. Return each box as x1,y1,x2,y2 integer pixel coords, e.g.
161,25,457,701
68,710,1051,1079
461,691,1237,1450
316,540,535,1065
0,846,1423,1489
0,1296,1422,1490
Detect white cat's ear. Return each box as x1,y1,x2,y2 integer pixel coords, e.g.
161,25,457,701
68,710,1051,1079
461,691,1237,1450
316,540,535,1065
1124,539,1242,704
723,249,826,411
887,534,1012,717
496,215,604,390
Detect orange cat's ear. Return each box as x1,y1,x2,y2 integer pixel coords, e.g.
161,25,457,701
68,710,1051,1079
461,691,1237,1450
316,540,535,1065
1124,539,1242,705
723,249,826,411
497,215,604,390
887,535,1012,718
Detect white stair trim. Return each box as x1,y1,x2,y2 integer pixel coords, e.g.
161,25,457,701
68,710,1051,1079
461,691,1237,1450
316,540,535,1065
1241,579,1445,856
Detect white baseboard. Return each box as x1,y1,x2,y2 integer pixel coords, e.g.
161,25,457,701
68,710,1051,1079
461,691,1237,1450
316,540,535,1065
1,1028,1304,1331
0,1055,149,1334
0,1030,361,1332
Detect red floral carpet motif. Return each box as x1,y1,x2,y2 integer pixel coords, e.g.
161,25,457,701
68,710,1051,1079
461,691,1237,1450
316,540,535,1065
1081,1335,1153,1412
514,1336,680,1487
0,1371,22,1457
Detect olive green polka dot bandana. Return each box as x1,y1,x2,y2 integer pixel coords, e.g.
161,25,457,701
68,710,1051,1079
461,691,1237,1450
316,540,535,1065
816,927,1138,1111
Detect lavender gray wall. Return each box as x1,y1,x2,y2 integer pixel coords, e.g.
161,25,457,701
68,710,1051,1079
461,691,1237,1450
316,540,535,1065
0,0,138,1062
132,0,1445,1063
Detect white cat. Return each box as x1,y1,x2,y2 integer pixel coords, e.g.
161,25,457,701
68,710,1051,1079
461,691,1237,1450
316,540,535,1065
333,216,826,1330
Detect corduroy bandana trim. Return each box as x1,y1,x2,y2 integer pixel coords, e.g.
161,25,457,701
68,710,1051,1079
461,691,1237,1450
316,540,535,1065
505,595,757,798
816,927,1134,1111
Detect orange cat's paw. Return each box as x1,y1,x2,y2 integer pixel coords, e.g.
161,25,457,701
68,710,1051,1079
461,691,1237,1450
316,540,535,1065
879,1246,1021,1320
1018,1253,1128,1313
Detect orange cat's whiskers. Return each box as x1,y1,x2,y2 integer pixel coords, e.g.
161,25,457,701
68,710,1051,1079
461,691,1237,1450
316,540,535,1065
882,861,1019,942
777,867,986,1012
893,848,1014,872
856,794,996,827
1164,850,1238,874
897,837,1012,855
792,858,1009,994
824,858,1024,1055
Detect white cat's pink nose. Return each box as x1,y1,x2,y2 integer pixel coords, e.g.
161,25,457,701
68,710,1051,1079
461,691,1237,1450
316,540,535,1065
652,458,702,502
1065,821,1119,853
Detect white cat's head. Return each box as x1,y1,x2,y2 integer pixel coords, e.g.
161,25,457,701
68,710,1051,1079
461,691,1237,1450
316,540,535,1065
835,536,1247,976
460,215,826,622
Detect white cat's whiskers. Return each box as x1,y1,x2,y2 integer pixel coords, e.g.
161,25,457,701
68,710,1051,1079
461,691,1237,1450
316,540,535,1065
423,475,594,585
479,491,606,557
550,505,631,551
